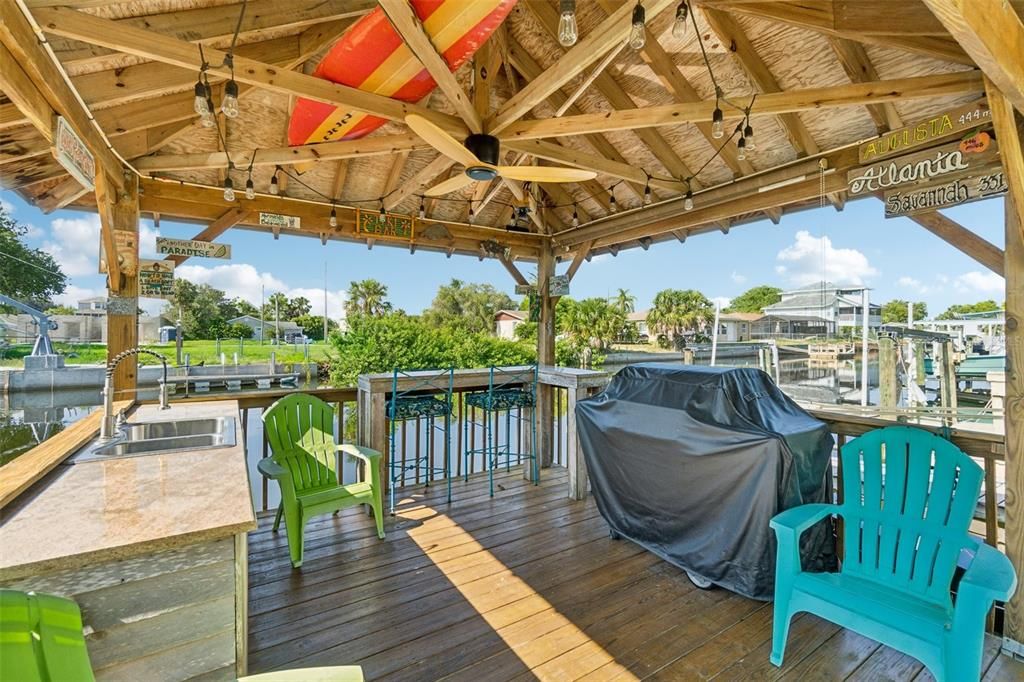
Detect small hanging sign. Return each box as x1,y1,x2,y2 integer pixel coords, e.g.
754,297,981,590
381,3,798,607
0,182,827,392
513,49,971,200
155,236,231,259
356,209,414,242
259,212,301,230
52,116,95,191
548,274,570,297
857,99,990,164
138,259,175,298
883,166,1007,218
847,137,1000,196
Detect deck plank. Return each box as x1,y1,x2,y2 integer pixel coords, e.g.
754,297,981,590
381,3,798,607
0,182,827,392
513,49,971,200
247,468,1024,681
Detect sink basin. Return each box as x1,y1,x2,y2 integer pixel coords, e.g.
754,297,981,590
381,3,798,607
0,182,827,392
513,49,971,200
71,417,237,463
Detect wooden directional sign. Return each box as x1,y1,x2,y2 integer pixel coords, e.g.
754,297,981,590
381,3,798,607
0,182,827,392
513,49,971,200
848,137,1000,196
356,209,414,242
858,99,991,164
155,237,231,259
884,166,1008,217
138,259,175,298
52,116,95,191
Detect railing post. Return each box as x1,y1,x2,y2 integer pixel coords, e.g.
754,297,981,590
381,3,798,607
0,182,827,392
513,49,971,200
566,385,590,500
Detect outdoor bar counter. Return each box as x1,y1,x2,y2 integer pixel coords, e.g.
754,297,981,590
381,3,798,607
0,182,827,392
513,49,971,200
0,400,256,681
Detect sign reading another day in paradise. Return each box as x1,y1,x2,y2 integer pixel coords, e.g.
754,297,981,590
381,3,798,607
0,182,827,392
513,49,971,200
259,212,301,230
884,167,1008,218
857,99,991,164
52,116,96,191
847,136,999,197
138,259,175,298
155,237,231,259
356,209,414,242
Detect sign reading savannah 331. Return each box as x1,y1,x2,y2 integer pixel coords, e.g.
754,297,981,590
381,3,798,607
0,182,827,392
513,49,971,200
847,136,999,197
52,116,95,190
857,99,990,164
138,259,175,299
356,209,414,242
155,237,231,259
884,167,1007,218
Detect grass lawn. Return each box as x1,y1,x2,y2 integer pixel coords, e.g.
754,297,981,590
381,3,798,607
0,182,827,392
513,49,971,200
0,340,331,368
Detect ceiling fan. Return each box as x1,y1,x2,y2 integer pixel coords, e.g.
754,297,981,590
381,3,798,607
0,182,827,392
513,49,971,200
405,114,597,197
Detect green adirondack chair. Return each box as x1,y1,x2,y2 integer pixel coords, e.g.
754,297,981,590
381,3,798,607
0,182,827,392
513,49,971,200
260,393,385,568
770,426,1017,681
0,590,95,682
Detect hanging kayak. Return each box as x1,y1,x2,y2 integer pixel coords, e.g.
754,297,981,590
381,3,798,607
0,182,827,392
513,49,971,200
288,0,516,147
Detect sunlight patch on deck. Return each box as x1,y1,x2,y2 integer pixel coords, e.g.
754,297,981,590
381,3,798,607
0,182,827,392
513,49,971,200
402,507,639,680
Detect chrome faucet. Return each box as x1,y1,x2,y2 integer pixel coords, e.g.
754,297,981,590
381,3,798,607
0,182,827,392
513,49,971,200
100,348,171,440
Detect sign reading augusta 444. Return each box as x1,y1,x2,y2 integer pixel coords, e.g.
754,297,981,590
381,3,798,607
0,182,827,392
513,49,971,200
847,137,999,196
138,259,175,298
155,237,231,259
884,167,1007,217
52,116,95,190
857,99,990,164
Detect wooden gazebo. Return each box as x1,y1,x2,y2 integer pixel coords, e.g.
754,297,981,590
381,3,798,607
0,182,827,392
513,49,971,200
1,0,1023,665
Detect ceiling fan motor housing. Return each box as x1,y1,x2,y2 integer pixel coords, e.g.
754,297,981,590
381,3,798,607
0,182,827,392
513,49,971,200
465,134,501,180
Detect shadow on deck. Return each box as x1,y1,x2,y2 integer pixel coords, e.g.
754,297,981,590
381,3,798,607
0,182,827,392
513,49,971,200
246,469,1019,681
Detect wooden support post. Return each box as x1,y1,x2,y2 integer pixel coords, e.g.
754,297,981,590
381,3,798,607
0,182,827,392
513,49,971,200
535,245,556,472
100,172,140,400
913,341,927,388
878,336,898,408
566,385,589,501
938,341,959,418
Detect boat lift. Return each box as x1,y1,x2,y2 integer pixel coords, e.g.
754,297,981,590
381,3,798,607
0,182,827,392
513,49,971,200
0,294,57,356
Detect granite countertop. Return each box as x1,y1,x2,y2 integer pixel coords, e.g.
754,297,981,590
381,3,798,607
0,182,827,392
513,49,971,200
0,400,256,580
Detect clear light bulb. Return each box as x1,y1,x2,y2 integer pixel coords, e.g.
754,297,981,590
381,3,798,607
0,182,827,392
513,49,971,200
572,209,579,227
609,192,617,213
684,191,693,211
711,107,724,139
737,136,747,161
419,203,426,219
629,3,646,50
245,177,255,200
468,207,475,223
329,207,337,227
221,80,240,119
269,175,279,195
223,178,235,202
193,80,210,116
558,0,578,47
743,123,755,150
643,184,652,205
200,108,215,128
672,2,688,40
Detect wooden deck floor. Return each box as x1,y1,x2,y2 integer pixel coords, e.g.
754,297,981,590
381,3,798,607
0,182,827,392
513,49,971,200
247,469,1021,681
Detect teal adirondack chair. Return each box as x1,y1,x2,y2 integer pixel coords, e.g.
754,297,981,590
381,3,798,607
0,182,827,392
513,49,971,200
770,426,1016,681
0,590,95,682
260,393,385,568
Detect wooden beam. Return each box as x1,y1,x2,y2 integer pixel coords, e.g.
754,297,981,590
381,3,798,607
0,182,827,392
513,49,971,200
33,7,468,137
828,37,904,132
0,3,124,190
133,133,429,172
564,240,593,282
498,253,529,287
698,0,972,64
0,42,53,142
904,210,1004,275
165,208,250,265
378,0,481,133
1004,191,1024,647
35,176,89,214
472,38,499,120
383,155,456,211
924,0,1024,115
498,70,983,140
488,0,676,134
101,173,140,398
331,160,350,200
989,76,1024,245
381,150,411,199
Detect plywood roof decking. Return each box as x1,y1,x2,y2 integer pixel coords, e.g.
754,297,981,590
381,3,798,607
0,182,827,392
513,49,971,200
246,467,1021,679
0,0,1003,257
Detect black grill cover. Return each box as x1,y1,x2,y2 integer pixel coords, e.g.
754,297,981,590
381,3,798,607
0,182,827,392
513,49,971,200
576,363,837,600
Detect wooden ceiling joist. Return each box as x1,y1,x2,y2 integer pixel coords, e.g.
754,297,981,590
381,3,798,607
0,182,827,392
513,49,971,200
499,70,983,140
827,37,904,132
923,0,1024,115
165,207,250,265
0,42,53,143
32,6,468,137
383,155,456,211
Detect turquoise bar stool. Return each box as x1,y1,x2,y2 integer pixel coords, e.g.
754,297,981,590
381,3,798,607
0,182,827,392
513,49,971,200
463,365,538,496
387,367,454,513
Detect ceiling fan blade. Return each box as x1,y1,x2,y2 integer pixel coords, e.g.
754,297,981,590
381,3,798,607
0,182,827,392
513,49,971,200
405,114,480,168
423,173,477,197
497,166,598,183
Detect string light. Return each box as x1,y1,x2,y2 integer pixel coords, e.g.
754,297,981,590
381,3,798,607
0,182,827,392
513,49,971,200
737,136,747,161
468,205,475,222
743,121,755,150
558,0,578,47
245,176,255,200
193,3,246,123
672,1,689,40
643,178,652,206
269,170,279,195
221,70,240,119
712,101,724,139
193,79,210,116
609,187,617,213
684,188,694,211
629,1,646,50
329,204,338,227
222,176,235,202
572,204,579,227
379,199,386,217
419,199,426,219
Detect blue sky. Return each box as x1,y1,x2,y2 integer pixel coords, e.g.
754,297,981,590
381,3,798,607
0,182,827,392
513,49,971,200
1,188,1006,320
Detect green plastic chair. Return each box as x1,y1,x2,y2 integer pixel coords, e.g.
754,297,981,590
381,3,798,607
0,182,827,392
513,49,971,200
770,426,1017,681
0,590,95,682
260,393,385,568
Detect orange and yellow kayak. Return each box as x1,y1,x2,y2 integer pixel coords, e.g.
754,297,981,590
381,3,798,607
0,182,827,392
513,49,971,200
288,0,516,146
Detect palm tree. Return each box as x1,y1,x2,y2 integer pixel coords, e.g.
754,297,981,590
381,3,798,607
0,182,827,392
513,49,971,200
611,288,636,315
647,289,714,345
345,279,391,318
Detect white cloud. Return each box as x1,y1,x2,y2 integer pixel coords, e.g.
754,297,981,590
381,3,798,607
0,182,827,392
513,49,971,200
774,265,787,275
776,230,878,285
42,215,101,277
896,276,930,294
730,271,747,285
1,198,15,215
711,296,731,309
954,271,1005,295
173,263,347,321
51,284,103,308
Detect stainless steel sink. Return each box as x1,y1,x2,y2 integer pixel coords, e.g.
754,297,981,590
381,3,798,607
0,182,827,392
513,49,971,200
71,417,237,463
